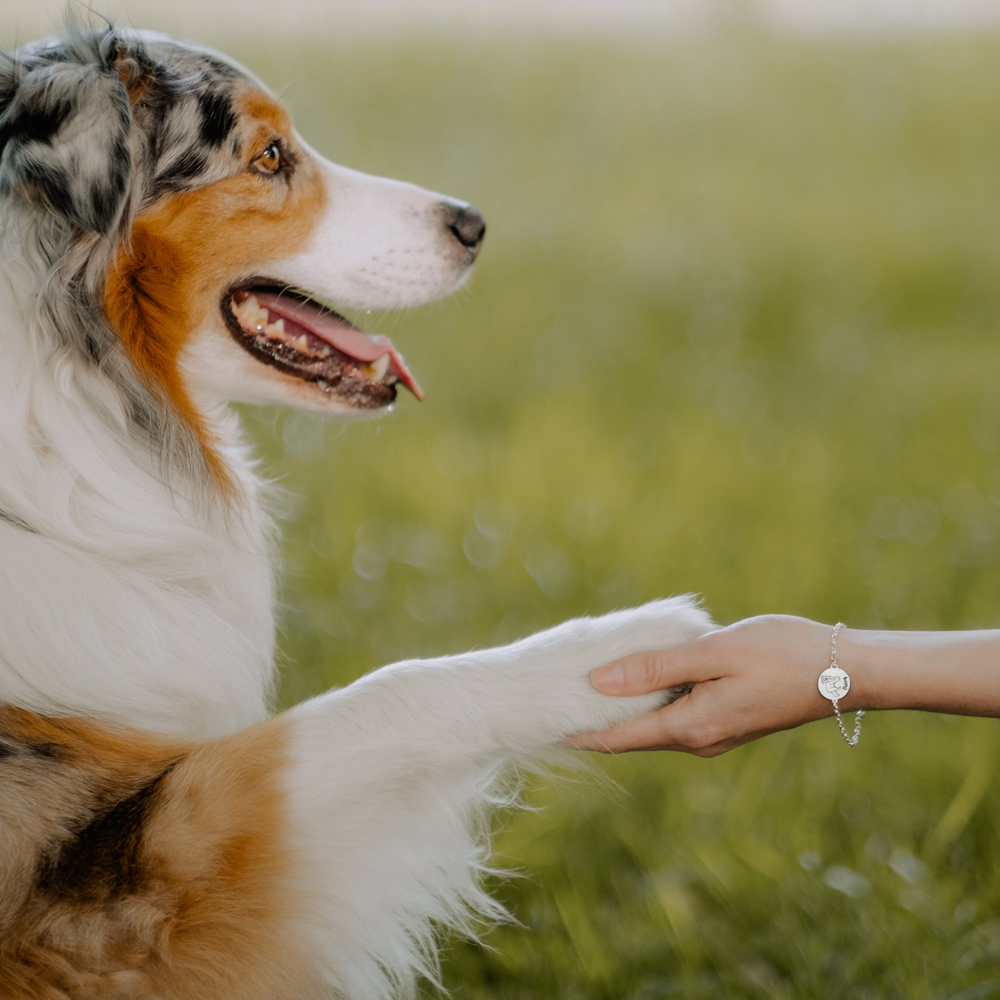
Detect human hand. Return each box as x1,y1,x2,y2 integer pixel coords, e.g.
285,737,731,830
567,615,857,756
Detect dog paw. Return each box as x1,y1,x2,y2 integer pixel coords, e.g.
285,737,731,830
519,595,714,741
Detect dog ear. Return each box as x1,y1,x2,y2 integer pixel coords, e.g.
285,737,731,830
0,56,133,235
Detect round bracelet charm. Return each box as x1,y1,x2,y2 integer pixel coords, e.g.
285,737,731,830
818,666,850,701
821,623,863,746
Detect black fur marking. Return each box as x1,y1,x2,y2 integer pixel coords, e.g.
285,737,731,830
0,506,35,532
199,88,236,147
35,766,175,901
203,56,238,78
22,159,74,216
88,136,130,232
0,97,72,156
0,80,17,120
33,45,71,64
156,149,209,190
0,742,13,760
90,182,123,233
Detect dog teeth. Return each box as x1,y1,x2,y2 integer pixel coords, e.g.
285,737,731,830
233,294,271,333
318,346,331,359
292,335,309,351
360,353,390,382
265,318,286,341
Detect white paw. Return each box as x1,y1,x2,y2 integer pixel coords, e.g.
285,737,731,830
514,595,714,741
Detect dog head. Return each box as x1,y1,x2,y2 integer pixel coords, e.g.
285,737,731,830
0,28,484,478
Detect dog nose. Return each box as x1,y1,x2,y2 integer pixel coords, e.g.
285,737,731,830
443,202,486,254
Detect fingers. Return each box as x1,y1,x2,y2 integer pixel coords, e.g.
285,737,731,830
591,635,722,697
565,708,682,753
565,696,733,756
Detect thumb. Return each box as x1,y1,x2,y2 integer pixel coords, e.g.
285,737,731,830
591,642,710,697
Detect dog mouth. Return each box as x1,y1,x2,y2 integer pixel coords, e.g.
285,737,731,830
222,284,423,408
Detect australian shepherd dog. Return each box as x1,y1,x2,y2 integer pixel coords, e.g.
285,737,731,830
0,25,712,1000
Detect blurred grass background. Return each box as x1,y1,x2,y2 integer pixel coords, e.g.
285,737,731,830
234,27,1000,999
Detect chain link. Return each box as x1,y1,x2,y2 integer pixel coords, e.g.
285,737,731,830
828,622,864,747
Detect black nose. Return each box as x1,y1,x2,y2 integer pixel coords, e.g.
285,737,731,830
443,202,486,253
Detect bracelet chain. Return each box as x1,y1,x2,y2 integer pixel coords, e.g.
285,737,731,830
828,622,864,747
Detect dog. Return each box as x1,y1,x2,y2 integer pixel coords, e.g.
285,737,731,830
0,26,713,1000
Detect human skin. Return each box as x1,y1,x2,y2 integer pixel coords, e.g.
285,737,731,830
567,615,1000,756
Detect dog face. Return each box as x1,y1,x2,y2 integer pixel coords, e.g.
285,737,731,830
0,29,484,459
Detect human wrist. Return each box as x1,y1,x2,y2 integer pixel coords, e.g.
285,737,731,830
832,626,889,711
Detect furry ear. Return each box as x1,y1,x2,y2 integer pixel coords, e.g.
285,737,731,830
0,58,132,234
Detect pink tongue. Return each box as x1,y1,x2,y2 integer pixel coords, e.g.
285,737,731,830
253,290,424,401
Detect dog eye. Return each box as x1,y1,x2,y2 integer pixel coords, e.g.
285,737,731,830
252,143,282,176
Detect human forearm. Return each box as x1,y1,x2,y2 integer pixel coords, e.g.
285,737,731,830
842,627,1000,717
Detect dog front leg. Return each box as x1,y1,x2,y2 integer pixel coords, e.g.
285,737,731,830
281,596,712,998
289,595,711,764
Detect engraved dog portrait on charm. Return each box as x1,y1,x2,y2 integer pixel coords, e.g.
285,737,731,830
818,667,851,701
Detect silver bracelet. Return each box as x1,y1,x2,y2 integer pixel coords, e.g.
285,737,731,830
817,622,864,746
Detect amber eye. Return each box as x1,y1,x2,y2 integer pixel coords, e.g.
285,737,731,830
252,143,281,175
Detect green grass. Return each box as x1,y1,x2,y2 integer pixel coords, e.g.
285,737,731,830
231,28,1000,998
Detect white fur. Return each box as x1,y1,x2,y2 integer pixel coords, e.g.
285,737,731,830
273,153,473,312
0,249,275,739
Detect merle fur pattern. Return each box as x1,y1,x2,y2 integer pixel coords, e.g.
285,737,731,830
0,26,257,496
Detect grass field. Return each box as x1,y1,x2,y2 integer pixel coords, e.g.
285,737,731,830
232,27,1000,998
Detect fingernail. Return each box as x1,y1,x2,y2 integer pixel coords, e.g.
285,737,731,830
593,663,624,691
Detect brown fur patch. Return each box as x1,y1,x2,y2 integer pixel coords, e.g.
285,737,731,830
239,91,293,139
0,709,323,1000
102,87,327,491
112,47,151,106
